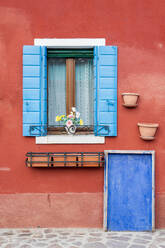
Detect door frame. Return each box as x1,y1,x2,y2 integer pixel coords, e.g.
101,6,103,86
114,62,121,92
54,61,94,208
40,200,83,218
104,150,155,231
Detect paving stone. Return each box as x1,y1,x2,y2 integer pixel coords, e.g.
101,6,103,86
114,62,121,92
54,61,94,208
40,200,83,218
122,233,133,236
90,232,103,237
88,237,102,242
48,245,63,248
60,232,70,235
68,239,76,242
51,238,61,242
71,235,85,238
0,228,164,248
32,233,44,238
109,236,130,241
0,241,7,246
76,232,87,235
19,245,32,248
4,245,13,248
129,245,146,248
18,233,33,237
106,240,129,248
157,238,165,242
140,235,153,240
133,238,151,244
0,237,6,242
46,234,58,238
11,237,28,242
148,245,158,248
44,228,53,234
69,246,79,248
83,242,107,248
59,235,68,239
20,229,32,233
6,243,21,247
36,238,48,241
34,242,48,247
25,239,38,245
107,235,120,238
73,241,82,245
2,231,14,236
107,232,120,235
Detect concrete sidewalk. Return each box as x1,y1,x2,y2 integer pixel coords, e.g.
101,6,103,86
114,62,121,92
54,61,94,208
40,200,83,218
0,228,164,248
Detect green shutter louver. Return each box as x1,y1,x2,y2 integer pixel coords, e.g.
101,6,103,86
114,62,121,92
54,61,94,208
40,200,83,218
47,49,93,58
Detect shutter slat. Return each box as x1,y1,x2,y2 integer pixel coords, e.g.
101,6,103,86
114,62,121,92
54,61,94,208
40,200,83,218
47,49,93,58
94,46,117,136
23,45,47,136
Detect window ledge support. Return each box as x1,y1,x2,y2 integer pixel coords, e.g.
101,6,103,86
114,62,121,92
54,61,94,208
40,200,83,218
36,135,105,144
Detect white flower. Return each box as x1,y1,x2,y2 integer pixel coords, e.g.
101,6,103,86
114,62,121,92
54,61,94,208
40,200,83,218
72,107,76,112
76,112,80,118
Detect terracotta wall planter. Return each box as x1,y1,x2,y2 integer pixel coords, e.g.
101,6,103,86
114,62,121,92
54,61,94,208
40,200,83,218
122,93,139,107
27,156,50,167
52,153,78,167
137,123,159,140
78,155,104,167
26,152,104,168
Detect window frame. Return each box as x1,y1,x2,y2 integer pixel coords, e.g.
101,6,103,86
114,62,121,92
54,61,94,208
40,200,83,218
47,48,95,135
34,38,105,144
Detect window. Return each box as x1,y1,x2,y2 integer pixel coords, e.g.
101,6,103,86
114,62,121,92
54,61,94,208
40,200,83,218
23,40,117,139
47,49,94,134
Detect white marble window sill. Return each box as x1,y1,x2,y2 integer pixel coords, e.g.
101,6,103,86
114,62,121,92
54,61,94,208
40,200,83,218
36,135,105,144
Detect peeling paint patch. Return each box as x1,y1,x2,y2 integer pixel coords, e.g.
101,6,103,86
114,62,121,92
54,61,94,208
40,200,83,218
0,167,11,171
158,43,163,48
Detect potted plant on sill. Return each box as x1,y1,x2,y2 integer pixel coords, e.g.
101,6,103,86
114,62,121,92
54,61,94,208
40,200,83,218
137,123,159,140
55,107,83,135
122,93,139,107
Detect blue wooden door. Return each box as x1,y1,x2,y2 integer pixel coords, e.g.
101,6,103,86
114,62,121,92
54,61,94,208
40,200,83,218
106,152,154,231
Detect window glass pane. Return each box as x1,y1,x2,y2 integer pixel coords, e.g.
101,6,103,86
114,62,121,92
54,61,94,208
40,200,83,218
48,58,66,126
75,58,94,126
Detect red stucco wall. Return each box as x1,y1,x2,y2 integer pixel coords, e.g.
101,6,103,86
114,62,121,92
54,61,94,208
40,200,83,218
0,0,165,228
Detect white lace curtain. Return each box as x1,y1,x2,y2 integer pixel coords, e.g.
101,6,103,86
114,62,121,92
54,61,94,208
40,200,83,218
48,57,93,126
48,58,66,126
75,58,93,126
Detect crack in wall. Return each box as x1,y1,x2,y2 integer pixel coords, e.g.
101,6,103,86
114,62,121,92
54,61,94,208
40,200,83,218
47,194,51,208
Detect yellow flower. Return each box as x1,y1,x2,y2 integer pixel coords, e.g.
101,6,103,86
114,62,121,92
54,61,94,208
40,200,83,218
80,119,83,125
56,116,60,122
60,115,65,119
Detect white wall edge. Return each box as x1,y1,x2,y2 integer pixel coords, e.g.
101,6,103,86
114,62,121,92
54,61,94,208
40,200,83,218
36,135,105,144
34,38,106,47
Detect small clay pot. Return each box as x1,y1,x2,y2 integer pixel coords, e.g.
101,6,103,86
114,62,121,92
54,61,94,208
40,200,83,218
27,156,50,167
65,125,77,135
137,123,159,140
122,93,139,107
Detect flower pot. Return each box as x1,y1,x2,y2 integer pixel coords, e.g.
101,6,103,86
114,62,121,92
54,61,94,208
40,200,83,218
65,125,77,135
27,156,50,167
137,123,159,140
122,93,139,107
80,154,104,167
52,153,78,167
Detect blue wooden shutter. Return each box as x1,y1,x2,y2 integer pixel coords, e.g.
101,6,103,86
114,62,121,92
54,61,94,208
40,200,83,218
94,46,117,136
23,46,47,136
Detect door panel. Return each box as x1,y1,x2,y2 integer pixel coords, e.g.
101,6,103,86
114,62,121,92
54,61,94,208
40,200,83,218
106,153,153,231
